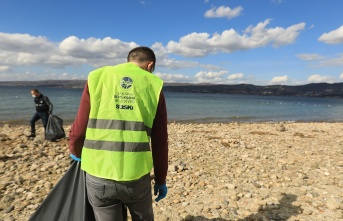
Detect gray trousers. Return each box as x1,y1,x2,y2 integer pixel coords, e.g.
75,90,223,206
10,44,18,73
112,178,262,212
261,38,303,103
85,173,154,221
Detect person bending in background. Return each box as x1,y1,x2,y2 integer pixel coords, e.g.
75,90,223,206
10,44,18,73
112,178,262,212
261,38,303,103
69,46,169,221
28,89,53,138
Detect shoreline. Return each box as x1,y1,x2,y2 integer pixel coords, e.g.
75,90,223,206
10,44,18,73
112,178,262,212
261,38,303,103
2,119,343,127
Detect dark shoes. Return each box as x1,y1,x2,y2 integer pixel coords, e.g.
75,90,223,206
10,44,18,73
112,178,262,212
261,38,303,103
27,133,36,138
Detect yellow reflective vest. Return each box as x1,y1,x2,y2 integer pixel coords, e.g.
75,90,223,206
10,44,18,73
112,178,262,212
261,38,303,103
81,63,163,181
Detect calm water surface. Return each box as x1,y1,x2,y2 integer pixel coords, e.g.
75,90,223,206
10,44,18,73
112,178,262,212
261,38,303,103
1,86,343,124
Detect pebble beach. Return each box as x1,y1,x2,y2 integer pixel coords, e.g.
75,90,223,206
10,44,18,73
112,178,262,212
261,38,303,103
0,122,342,221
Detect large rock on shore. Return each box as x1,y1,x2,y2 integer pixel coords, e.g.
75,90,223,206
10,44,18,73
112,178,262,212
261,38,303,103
0,122,342,221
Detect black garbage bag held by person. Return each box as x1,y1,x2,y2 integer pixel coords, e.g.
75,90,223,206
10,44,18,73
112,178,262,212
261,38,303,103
29,158,128,221
45,114,66,141
29,161,95,221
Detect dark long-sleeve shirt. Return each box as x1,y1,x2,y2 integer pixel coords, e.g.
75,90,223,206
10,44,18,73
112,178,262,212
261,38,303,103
34,94,53,113
69,83,168,184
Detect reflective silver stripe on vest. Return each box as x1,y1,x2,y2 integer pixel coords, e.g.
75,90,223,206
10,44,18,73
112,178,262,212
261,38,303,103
87,119,152,136
84,139,150,152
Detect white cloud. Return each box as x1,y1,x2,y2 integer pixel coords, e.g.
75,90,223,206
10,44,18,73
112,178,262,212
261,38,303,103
252,21,306,47
0,66,10,72
155,72,190,83
0,71,85,81
0,32,55,53
340,73,343,79
0,33,138,68
159,58,200,69
306,74,335,83
204,6,243,19
59,36,139,67
166,19,305,57
195,70,228,83
296,53,343,68
0,32,58,66
196,70,227,78
227,73,244,80
269,75,289,85
296,53,324,61
270,0,283,3
318,25,343,44
319,54,343,66
152,42,208,70
0,32,219,81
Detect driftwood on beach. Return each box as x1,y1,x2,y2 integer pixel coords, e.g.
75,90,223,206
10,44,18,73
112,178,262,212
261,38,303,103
0,122,342,221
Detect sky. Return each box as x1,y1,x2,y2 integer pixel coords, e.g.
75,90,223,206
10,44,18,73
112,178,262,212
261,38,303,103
1,0,343,85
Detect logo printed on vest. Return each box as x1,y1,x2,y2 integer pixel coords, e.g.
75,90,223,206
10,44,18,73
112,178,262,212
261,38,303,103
120,77,133,89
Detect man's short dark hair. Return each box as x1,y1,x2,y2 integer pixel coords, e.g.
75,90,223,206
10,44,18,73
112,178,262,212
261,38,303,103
127,46,156,72
32,88,40,93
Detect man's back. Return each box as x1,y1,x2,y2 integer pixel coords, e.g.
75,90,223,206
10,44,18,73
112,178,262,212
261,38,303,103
69,46,168,220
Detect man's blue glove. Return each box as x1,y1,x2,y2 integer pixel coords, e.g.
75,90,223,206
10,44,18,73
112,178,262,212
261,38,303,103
70,154,81,161
154,183,167,202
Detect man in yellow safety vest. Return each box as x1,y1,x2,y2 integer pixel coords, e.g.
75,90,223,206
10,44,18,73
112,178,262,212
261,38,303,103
69,46,168,221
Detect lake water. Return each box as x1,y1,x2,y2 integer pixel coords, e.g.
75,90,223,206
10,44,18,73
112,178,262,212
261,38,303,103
1,86,343,125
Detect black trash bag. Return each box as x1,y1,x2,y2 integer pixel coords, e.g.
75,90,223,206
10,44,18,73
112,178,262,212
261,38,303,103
45,114,65,141
29,161,96,221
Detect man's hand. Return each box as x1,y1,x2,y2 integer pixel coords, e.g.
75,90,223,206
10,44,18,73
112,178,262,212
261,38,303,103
154,183,167,202
70,153,81,161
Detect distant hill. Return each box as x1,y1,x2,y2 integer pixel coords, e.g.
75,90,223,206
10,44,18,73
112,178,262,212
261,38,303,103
1,80,343,98
0,80,87,88
163,82,343,98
